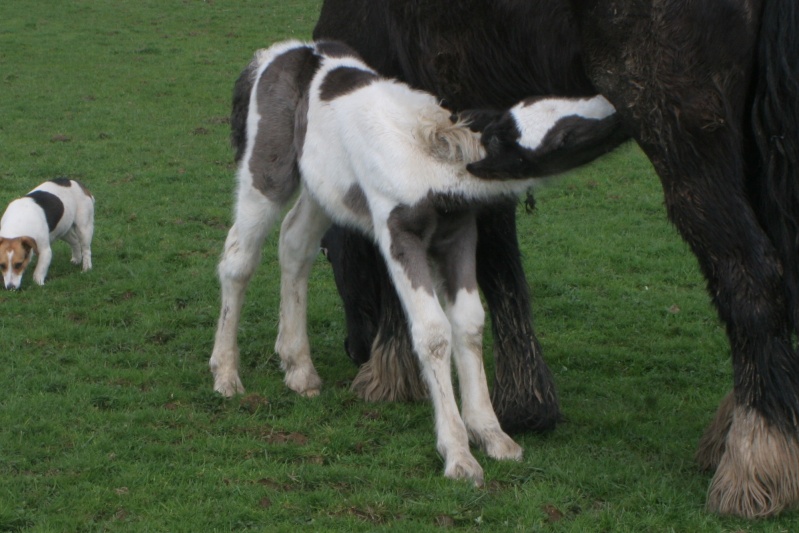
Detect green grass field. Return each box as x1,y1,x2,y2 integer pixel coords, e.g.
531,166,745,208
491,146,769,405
0,1,796,531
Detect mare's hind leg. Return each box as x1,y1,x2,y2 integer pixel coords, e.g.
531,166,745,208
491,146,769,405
275,189,331,397
577,1,799,517
211,184,283,396
435,215,522,461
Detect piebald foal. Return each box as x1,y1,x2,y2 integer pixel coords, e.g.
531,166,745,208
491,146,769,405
210,39,620,484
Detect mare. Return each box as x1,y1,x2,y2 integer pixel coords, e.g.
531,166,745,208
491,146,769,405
313,0,799,518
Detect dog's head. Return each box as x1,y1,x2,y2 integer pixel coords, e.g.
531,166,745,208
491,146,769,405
0,237,38,290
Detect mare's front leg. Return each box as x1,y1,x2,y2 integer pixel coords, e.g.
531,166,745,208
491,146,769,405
275,190,331,397
211,182,283,396
434,213,522,461
376,207,483,485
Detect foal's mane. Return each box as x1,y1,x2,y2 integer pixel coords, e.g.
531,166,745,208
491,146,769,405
415,106,485,164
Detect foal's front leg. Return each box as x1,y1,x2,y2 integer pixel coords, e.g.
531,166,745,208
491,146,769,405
275,190,331,397
375,215,483,485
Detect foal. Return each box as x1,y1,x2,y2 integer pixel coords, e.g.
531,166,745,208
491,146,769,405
210,40,620,483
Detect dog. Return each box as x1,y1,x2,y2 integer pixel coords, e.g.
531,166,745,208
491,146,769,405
0,178,95,289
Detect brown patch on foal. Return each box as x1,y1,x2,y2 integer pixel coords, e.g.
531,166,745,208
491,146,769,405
706,405,799,517
318,66,377,102
249,46,320,203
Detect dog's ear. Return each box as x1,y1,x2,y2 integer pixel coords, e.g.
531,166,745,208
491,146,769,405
20,237,38,256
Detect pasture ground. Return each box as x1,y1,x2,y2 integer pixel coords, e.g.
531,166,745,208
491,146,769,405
0,1,795,531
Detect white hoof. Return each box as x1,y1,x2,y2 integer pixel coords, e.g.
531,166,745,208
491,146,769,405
444,450,485,487
284,366,322,397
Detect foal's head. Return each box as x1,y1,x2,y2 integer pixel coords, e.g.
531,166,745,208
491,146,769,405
459,95,627,180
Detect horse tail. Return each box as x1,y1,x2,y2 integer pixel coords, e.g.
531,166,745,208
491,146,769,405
230,54,261,163
750,0,799,329
230,43,321,204
415,106,485,163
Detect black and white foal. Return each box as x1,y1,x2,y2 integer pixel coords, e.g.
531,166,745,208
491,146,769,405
210,40,621,484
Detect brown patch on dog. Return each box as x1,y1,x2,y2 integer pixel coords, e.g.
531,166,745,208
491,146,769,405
0,236,37,275
696,391,735,471
706,405,799,517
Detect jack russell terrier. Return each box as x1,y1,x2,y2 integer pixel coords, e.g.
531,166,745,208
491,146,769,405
0,178,95,290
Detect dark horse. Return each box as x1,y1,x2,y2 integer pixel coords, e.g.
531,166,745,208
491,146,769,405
313,0,799,518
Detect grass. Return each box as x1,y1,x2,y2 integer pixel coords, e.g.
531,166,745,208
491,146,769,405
0,0,796,531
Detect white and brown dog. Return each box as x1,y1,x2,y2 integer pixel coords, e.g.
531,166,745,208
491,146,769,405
0,178,95,289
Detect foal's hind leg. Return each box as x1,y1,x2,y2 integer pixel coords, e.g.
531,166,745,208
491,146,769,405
436,222,522,461
375,214,483,485
211,185,283,396
275,189,331,397
447,288,522,461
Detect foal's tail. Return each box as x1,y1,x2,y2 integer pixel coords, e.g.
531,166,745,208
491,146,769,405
750,0,799,329
416,106,485,164
230,54,261,163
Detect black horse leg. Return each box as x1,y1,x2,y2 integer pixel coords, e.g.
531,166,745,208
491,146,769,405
476,201,560,432
574,0,799,517
322,204,562,433
322,226,427,402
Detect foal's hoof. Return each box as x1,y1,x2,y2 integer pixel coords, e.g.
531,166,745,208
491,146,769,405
285,366,322,397
444,452,485,487
213,374,246,397
484,432,523,461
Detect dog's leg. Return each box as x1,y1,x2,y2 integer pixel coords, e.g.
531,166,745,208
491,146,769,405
32,245,52,285
75,204,94,271
63,228,83,267
211,185,282,396
374,213,483,485
275,189,331,397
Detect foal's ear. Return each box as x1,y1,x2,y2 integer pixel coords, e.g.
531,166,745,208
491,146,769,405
451,109,504,132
